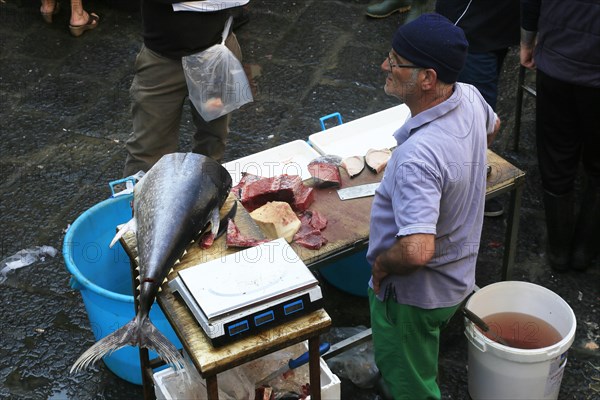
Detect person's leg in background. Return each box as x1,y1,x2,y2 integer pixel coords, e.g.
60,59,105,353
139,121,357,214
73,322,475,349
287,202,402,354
68,0,100,37
124,46,188,177
403,0,429,24
366,0,412,19
458,50,507,110
536,70,582,272
40,0,59,23
571,81,600,270
366,0,428,23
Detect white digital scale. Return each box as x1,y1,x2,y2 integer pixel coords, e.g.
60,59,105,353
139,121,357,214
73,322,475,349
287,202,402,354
169,238,323,347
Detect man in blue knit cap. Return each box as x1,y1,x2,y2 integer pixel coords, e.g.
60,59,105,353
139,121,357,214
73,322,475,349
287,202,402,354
367,13,500,399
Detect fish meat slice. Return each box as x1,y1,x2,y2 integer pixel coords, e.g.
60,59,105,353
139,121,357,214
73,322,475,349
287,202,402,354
226,219,270,248
293,210,328,250
308,155,342,188
240,174,314,212
365,148,392,174
341,156,365,178
231,172,263,199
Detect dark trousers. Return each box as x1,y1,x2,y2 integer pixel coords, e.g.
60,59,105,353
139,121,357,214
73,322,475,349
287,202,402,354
457,49,508,111
536,70,600,194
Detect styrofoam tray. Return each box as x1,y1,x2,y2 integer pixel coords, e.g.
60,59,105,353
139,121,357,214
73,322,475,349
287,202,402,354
308,104,410,158
223,140,321,187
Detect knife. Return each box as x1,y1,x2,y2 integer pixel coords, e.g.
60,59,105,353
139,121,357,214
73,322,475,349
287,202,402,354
255,342,330,387
337,182,380,200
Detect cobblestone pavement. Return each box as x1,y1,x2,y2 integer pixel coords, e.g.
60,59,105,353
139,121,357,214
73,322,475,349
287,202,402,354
1,1,598,399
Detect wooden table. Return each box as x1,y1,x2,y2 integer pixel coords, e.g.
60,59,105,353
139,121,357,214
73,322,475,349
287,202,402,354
124,148,524,399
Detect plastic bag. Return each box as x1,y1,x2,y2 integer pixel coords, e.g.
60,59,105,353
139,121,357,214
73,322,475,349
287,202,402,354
158,352,254,400
183,16,253,121
324,326,380,389
0,246,58,283
242,342,312,394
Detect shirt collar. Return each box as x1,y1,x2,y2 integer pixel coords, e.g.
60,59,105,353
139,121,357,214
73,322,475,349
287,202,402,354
393,83,464,145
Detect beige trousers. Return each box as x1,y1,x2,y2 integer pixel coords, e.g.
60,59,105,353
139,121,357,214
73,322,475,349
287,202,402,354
124,34,242,177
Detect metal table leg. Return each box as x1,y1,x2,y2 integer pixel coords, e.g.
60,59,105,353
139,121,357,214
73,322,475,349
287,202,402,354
502,181,524,280
513,65,526,152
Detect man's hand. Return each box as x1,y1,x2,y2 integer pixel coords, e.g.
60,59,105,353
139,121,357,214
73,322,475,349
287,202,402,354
487,115,501,148
520,46,536,70
520,29,537,70
371,233,435,295
371,258,389,295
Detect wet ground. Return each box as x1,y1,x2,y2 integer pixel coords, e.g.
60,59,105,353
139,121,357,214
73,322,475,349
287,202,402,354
1,0,598,399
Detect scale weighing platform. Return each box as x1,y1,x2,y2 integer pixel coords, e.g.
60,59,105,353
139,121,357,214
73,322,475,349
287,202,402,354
169,238,324,347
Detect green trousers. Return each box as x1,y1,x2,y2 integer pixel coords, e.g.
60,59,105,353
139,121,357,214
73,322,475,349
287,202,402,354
369,289,460,399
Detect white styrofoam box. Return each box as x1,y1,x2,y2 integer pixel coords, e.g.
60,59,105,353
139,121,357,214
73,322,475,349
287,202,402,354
154,341,341,400
308,104,410,158
306,344,341,400
153,365,253,400
153,368,178,400
222,140,321,187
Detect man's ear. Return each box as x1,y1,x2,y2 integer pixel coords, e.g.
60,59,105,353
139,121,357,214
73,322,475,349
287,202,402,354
420,68,438,90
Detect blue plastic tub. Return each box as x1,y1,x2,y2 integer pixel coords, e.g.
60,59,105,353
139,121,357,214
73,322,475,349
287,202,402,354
63,193,182,385
318,249,370,298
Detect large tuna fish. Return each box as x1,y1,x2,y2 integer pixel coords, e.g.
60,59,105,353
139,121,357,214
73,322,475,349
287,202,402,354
70,152,232,375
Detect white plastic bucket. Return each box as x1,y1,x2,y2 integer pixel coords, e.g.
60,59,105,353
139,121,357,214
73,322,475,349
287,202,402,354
464,281,576,400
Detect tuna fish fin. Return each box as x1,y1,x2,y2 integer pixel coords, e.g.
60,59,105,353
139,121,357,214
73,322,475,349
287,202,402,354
198,207,221,249
70,317,188,382
210,207,221,237
109,218,137,248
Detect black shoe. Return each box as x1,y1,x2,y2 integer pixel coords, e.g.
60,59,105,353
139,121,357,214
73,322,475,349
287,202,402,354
484,199,504,217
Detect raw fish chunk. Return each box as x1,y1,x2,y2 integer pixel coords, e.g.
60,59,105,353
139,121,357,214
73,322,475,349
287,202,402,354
308,155,342,188
341,155,365,178
365,148,392,174
250,201,301,243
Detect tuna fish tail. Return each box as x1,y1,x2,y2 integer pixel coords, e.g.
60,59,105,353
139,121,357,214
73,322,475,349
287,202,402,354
70,316,186,379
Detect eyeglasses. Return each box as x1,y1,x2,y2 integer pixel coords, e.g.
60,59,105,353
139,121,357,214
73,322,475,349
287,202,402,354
387,53,420,70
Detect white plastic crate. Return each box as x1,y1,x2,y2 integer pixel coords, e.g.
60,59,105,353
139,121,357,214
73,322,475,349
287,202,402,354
222,140,321,187
308,104,410,158
154,341,341,399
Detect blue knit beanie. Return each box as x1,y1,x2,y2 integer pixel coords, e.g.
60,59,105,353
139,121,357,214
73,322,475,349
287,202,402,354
392,13,468,83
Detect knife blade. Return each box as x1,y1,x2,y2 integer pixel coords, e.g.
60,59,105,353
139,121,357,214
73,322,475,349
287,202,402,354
255,342,330,387
337,182,380,200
